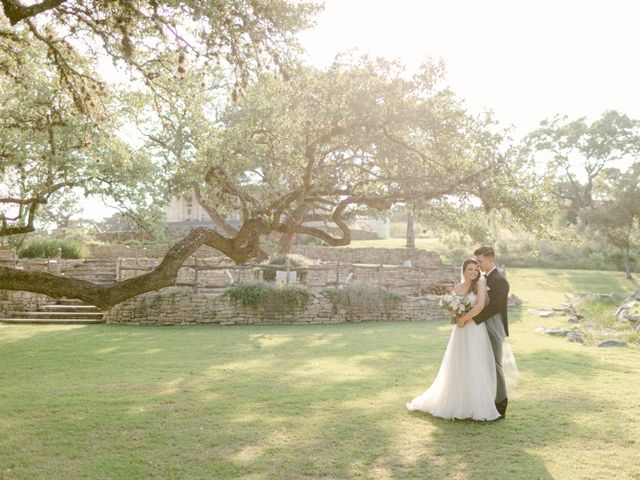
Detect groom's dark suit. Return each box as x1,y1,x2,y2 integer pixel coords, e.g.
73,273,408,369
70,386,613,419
473,267,510,417
473,268,509,336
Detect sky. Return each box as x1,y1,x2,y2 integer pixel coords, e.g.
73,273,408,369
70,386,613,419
81,0,640,220
299,0,640,138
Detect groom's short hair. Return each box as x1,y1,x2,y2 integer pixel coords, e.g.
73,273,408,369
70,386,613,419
474,246,495,258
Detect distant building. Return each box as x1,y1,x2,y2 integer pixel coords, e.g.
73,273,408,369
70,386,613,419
165,193,241,231
165,192,390,239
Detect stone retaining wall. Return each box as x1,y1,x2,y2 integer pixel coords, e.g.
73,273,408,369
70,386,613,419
103,287,447,326
0,290,57,316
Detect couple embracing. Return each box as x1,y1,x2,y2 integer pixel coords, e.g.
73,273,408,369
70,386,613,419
407,246,518,421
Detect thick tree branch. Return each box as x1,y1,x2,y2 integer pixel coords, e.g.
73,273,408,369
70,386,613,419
204,165,262,219
1,0,65,25
0,224,271,308
193,185,238,237
0,201,38,237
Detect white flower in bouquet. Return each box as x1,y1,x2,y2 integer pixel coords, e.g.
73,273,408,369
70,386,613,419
440,294,473,319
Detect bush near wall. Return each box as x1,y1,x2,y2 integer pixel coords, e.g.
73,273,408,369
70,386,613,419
322,283,404,318
226,282,312,312
18,238,86,259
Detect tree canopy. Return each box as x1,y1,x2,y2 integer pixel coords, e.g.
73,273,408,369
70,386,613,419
1,2,599,306
587,164,640,279
0,55,546,307
525,110,640,230
141,56,546,257
0,29,161,239
1,0,319,114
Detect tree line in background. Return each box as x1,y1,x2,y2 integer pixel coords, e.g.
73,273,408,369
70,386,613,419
403,111,640,278
0,0,638,308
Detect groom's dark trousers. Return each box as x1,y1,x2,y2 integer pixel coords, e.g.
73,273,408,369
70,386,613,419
473,268,510,417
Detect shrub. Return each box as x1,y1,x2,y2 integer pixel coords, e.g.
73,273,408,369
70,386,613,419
322,282,404,316
227,282,312,312
18,238,86,259
437,231,639,273
297,234,325,246
261,254,312,282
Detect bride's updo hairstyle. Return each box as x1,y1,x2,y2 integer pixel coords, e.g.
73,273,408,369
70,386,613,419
461,258,481,295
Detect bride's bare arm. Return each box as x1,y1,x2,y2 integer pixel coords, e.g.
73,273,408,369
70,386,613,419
460,278,487,324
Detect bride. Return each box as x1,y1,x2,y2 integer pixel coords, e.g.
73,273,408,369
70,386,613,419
406,258,501,421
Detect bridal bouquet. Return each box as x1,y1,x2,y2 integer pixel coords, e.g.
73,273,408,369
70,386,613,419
440,294,472,322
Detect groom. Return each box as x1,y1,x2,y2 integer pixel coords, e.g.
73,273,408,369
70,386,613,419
472,246,510,419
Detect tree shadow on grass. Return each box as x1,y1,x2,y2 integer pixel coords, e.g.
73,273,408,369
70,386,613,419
0,323,421,478
404,383,636,480
1,321,636,479
404,413,556,479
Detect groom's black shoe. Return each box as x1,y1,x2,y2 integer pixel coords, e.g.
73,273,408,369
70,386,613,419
496,398,508,419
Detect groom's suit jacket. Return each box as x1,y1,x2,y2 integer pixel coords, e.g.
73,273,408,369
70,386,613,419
473,268,510,337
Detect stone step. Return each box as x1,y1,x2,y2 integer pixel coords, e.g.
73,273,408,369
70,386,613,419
56,298,91,305
67,269,116,272
0,317,105,325
40,304,102,312
12,311,104,319
41,271,115,276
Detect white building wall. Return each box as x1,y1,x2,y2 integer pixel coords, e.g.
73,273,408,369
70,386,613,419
165,192,209,222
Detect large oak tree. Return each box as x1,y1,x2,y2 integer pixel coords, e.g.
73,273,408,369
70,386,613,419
1,56,544,309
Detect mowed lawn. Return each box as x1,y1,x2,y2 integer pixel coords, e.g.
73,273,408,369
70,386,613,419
1,269,638,479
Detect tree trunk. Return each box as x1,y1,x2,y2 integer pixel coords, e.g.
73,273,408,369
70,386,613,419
623,249,633,280
576,212,588,234
405,212,415,248
278,231,296,254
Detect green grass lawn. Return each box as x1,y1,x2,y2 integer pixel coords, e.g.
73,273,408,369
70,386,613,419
1,269,639,479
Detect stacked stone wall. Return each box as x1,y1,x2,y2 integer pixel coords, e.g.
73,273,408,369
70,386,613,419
102,287,447,326
0,291,57,316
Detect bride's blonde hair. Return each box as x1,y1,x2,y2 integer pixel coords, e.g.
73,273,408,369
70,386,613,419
461,258,481,295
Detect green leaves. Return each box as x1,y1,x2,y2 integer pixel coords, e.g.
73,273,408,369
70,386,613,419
0,33,163,237
139,54,548,247
525,110,640,229
1,1,320,115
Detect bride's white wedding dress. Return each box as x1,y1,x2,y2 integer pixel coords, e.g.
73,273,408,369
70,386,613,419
406,292,501,421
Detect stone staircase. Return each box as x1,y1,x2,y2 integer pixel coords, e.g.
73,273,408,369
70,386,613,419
0,299,105,325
